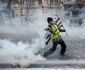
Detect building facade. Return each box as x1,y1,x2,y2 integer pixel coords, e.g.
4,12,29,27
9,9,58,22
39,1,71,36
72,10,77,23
12,0,85,17
11,0,61,17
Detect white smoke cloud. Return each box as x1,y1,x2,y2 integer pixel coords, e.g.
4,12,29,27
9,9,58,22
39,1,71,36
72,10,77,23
0,29,46,66
0,7,57,66
62,23,85,39
62,7,85,39
0,7,49,66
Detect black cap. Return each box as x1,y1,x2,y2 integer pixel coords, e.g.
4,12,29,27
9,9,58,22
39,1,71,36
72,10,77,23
47,17,53,23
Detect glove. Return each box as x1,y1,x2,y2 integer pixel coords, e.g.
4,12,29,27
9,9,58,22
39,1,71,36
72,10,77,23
63,30,66,32
46,42,48,45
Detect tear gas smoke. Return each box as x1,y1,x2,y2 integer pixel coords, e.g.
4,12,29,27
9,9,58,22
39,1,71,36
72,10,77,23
0,29,46,66
0,6,57,66
0,7,49,66
63,7,85,39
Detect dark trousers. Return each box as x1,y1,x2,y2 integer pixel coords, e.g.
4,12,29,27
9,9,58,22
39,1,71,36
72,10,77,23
44,39,66,57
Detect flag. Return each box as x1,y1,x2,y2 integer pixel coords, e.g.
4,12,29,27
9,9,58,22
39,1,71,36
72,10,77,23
54,15,63,29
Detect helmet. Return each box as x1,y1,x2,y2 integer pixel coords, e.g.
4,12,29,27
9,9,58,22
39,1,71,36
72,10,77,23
47,17,53,23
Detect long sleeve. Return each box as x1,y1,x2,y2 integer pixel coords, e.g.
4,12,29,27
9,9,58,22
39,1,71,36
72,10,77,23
59,28,66,32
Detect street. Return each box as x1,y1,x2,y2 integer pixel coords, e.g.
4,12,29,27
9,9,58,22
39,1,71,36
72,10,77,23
0,26,85,68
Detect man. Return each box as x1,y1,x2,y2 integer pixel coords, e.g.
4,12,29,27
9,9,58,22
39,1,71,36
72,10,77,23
43,17,66,57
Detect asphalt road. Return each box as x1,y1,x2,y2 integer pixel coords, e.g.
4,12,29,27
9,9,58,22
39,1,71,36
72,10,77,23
42,36,85,60
0,26,85,68
0,31,85,60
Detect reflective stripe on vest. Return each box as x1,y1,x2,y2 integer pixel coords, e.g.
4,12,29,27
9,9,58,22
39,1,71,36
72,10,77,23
51,24,60,40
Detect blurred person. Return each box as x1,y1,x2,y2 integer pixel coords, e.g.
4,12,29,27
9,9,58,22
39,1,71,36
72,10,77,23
43,17,67,57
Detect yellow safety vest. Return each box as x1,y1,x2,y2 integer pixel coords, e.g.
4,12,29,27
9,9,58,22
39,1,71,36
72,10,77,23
51,24,61,40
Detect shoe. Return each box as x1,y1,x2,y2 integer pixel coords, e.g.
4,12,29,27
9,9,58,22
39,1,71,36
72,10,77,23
60,53,65,56
43,54,48,58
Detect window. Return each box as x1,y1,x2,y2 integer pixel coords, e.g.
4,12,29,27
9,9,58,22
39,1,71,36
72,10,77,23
50,0,58,6
38,0,42,6
21,8,25,16
28,0,35,6
56,0,60,4
50,0,53,6
20,0,24,4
